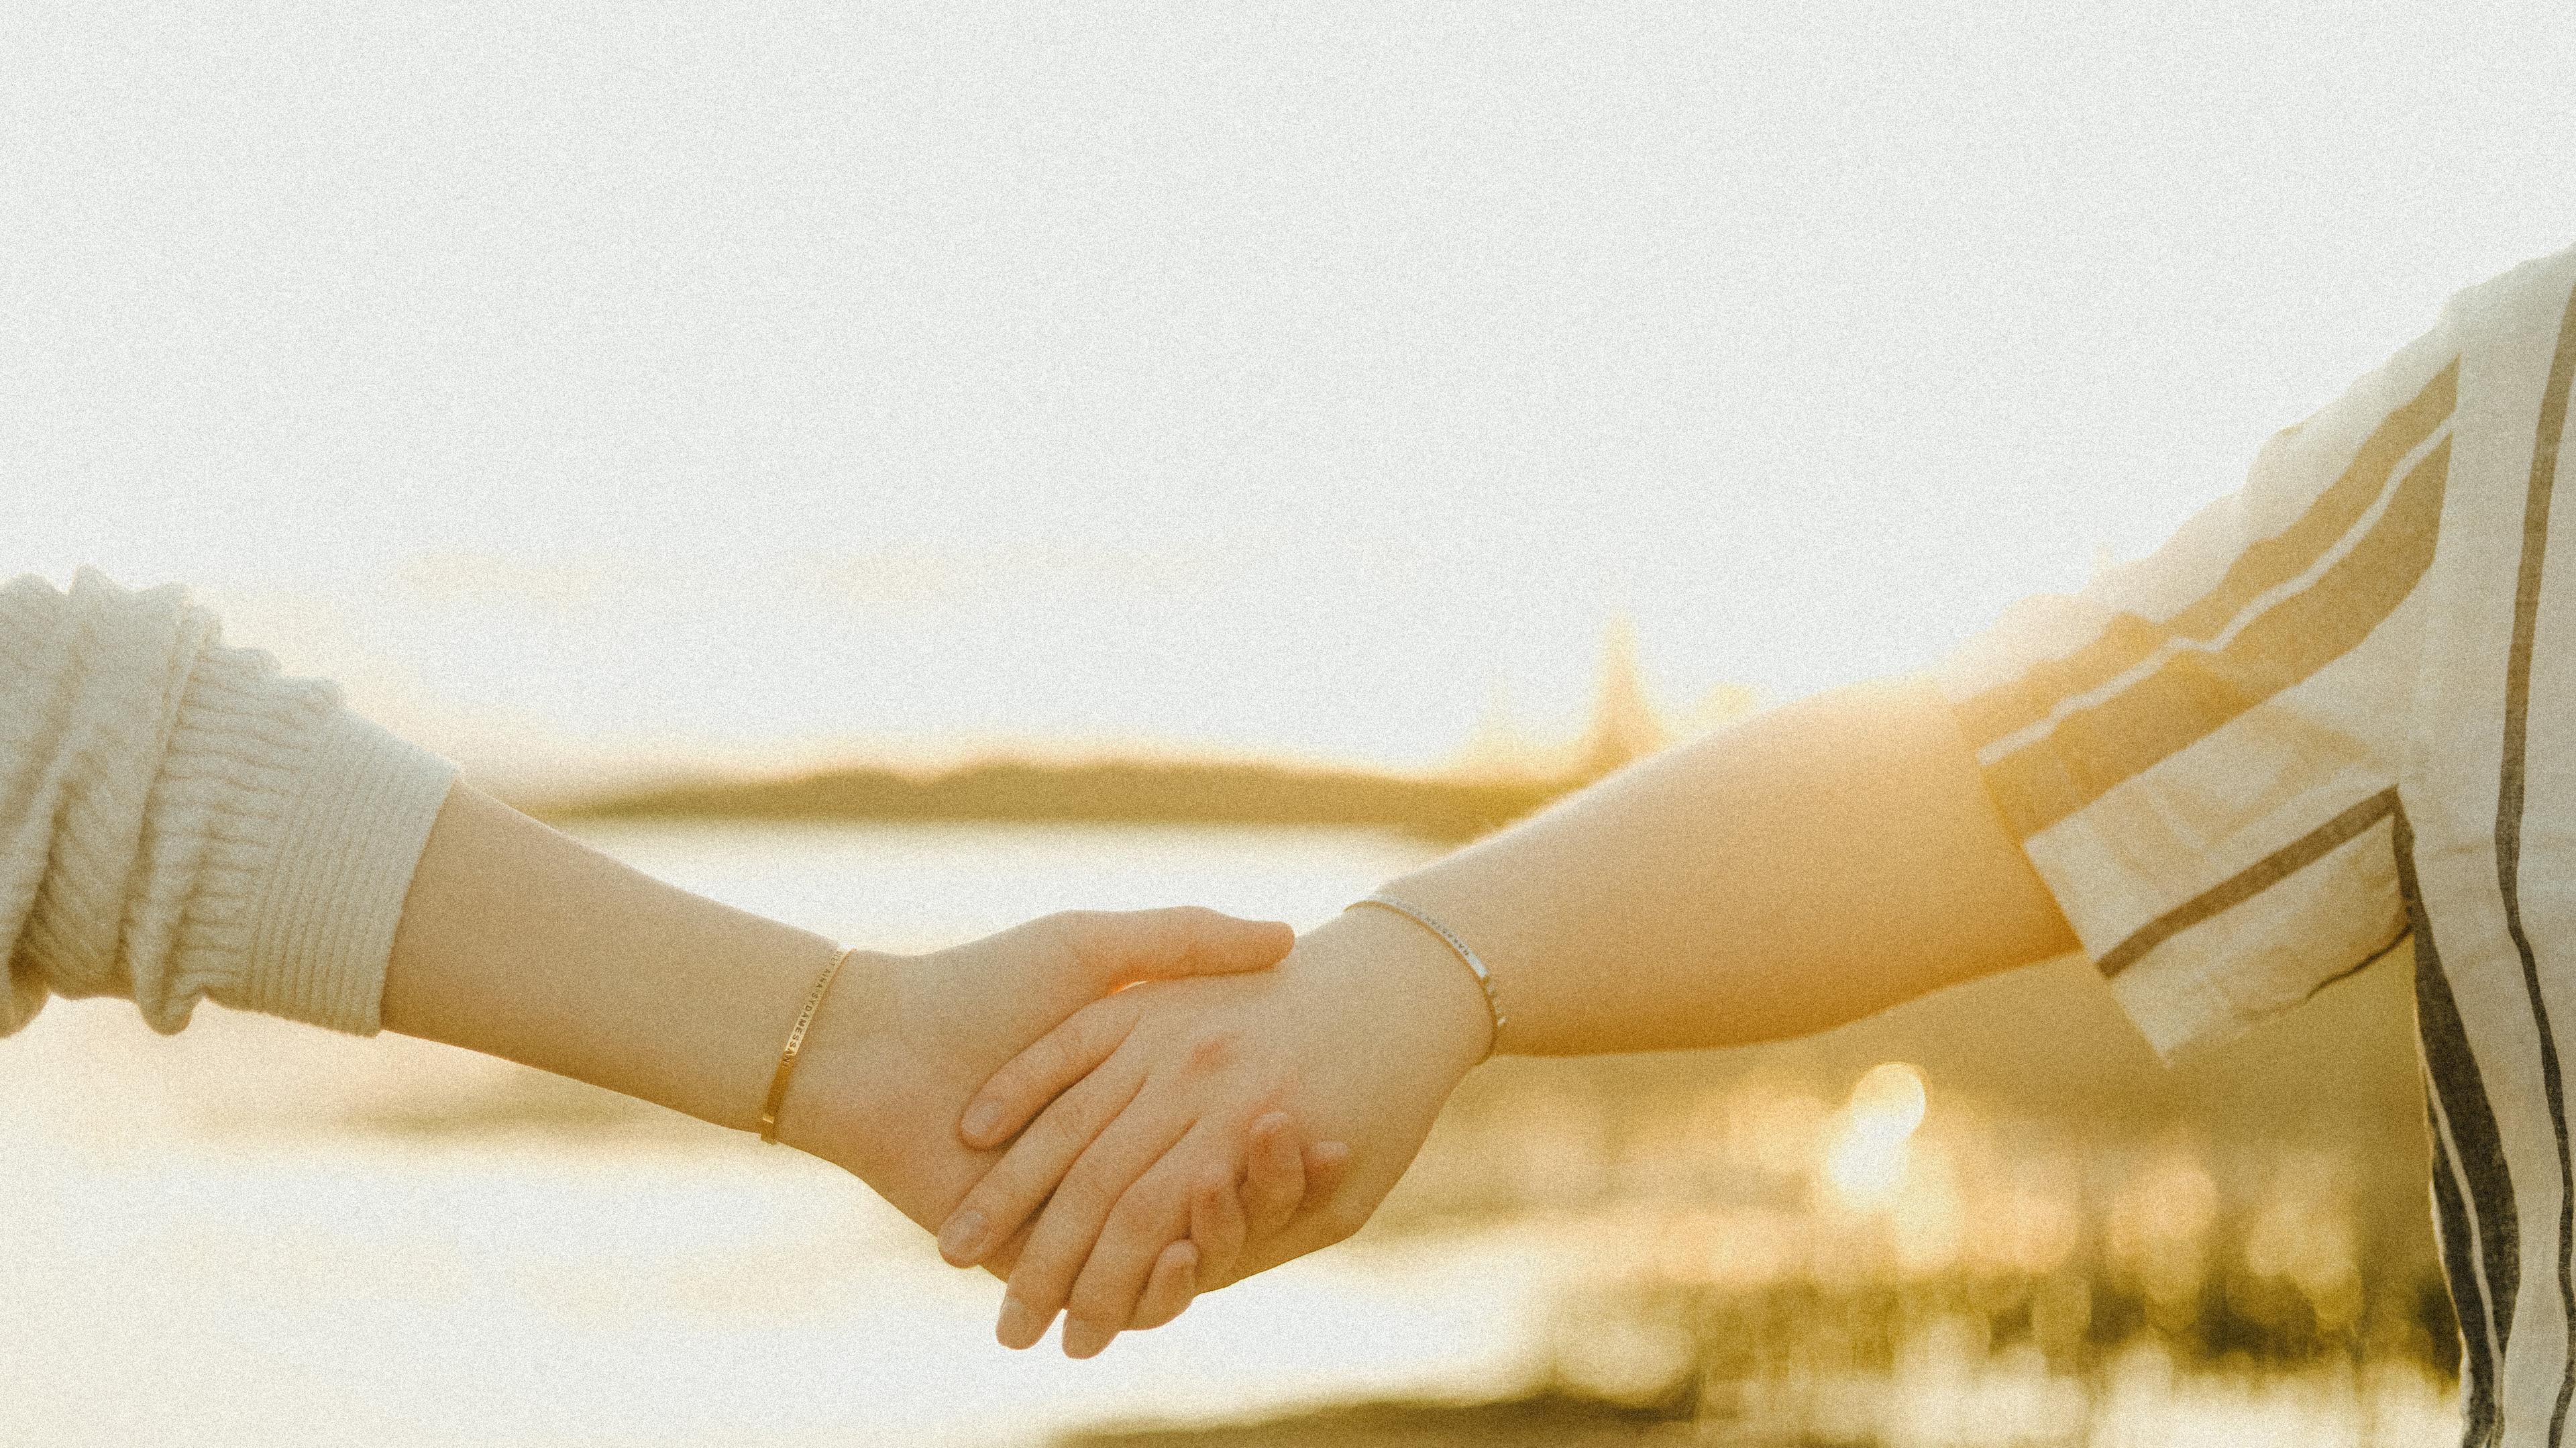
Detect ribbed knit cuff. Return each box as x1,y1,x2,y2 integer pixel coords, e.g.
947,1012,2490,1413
232,708,458,1035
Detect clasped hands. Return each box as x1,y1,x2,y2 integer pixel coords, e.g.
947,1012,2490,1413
773,900,1497,1358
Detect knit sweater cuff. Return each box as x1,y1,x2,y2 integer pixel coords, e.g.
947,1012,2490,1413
229,707,458,1035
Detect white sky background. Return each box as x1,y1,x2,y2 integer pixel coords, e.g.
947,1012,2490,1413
7,3,2573,789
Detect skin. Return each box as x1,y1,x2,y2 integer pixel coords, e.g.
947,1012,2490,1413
943,672,2082,1355
378,782,1344,1329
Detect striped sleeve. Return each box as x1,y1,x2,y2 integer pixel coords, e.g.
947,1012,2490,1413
1938,315,2461,1059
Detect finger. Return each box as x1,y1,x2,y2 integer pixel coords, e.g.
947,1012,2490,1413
995,1148,1337,1293
1187,1161,1248,1286
1187,1139,1353,1297
941,1051,1147,1269
1241,1112,1307,1239
978,1217,1034,1282
1301,1140,1352,1208
960,994,1140,1150
1061,1130,1217,1357
1127,1241,1199,1333
1051,907,1295,987
998,1100,1197,1351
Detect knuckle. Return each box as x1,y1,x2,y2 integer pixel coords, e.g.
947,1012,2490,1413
980,1159,1046,1216
1010,1118,1077,1174
1038,1032,1085,1085
1053,1172,1118,1224
1032,1104,1095,1157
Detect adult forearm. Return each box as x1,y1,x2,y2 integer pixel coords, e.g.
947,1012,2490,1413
1385,672,2077,1056
380,784,837,1133
946,674,2083,1316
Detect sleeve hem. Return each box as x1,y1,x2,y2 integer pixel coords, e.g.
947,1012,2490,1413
229,709,458,1035
2104,960,2247,1064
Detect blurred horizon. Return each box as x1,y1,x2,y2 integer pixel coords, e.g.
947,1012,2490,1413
12,3,2575,797
523,619,1728,841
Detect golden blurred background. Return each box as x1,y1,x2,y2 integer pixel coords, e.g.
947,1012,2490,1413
13,3,2576,1443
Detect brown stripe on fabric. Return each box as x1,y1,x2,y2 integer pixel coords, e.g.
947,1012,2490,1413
2096,788,2396,978
2433,1113,2508,1446
1988,434,2449,839
1959,359,2458,750
2401,796,2520,1423
2494,272,2576,1448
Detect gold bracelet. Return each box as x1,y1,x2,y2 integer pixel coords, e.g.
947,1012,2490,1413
1348,894,1503,1062
758,944,857,1144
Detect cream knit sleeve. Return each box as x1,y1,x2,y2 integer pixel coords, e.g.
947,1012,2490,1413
0,568,458,1037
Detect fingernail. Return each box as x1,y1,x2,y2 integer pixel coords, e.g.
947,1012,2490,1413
997,1295,1052,1351
1061,1317,1116,1359
961,1102,1003,1143
938,1211,987,1265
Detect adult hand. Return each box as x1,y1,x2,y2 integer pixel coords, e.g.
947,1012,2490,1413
941,904,1496,1356
771,907,1342,1329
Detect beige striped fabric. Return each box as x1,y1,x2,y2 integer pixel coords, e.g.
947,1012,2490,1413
1937,242,2576,1448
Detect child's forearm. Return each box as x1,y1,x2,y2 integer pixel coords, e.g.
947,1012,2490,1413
1385,673,2080,1057
379,783,839,1133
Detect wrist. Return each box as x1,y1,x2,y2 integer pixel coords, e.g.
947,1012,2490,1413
767,947,902,1166
1298,905,1495,1086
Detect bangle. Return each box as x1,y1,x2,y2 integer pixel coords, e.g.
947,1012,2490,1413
1347,894,1504,1062
758,944,857,1144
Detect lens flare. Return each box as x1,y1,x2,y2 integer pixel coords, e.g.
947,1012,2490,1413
1823,1062,1928,1206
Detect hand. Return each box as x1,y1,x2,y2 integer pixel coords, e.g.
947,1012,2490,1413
767,907,1338,1327
941,904,1496,1356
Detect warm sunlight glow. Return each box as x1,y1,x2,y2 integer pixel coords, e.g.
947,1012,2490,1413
1822,1062,1928,1208
16,7,2569,792
2,7,2533,1441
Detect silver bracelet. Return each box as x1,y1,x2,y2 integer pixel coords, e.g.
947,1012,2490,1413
1348,893,1504,1060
